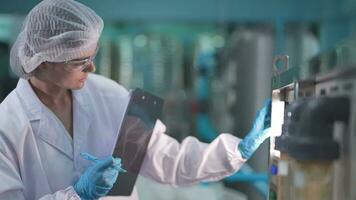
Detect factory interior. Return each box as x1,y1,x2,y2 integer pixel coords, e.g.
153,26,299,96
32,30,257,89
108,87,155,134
0,0,355,200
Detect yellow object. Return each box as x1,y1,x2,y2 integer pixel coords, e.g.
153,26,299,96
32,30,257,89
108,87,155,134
291,160,333,200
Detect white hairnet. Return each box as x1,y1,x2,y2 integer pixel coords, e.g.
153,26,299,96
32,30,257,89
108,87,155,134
10,0,104,79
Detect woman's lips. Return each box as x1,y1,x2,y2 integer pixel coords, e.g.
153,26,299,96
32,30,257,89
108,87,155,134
79,76,87,82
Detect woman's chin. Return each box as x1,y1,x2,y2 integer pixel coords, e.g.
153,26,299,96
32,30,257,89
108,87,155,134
70,82,85,90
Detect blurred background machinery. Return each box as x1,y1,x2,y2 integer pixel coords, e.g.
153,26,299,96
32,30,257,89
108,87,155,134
269,37,356,199
1,0,356,199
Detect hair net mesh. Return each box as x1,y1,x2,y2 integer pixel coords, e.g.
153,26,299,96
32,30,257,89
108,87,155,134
10,0,104,79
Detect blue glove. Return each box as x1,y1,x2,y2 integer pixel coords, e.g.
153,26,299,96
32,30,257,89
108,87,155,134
74,153,126,200
238,99,271,159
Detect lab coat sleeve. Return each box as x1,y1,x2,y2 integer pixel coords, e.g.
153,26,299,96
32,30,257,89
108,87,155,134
140,120,247,186
38,186,80,200
0,149,25,200
0,142,80,200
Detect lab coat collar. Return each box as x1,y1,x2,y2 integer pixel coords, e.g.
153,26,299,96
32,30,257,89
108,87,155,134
15,78,43,121
15,78,93,163
72,86,94,170
15,78,93,122
15,79,74,159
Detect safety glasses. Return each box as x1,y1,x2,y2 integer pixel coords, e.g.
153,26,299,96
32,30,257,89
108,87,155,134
62,45,99,72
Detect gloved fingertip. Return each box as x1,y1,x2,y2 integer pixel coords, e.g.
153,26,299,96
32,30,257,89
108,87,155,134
237,143,250,159
113,158,121,166
264,99,272,105
263,127,272,134
92,185,112,198
263,99,272,110
110,162,127,173
120,168,127,173
95,157,115,171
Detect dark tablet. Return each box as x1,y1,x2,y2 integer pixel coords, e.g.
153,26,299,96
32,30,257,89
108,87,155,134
108,88,164,196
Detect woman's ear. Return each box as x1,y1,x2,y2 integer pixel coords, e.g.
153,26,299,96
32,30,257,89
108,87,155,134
32,63,48,78
38,62,49,70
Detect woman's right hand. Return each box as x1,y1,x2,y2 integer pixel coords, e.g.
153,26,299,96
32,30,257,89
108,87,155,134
73,154,122,200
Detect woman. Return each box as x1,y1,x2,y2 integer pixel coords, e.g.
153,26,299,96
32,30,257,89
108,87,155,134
0,0,271,199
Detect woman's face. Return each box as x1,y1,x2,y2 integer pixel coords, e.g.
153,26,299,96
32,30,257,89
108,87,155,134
35,46,97,90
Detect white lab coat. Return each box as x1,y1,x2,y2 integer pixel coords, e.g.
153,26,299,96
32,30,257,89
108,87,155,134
0,74,246,200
